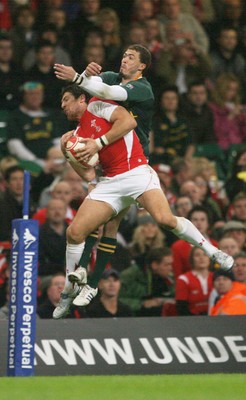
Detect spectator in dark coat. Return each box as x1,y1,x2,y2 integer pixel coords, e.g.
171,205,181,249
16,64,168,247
86,269,133,318
38,198,68,278
27,40,64,109
180,81,216,146
119,248,175,316
209,27,245,84
0,166,34,241
0,32,24,111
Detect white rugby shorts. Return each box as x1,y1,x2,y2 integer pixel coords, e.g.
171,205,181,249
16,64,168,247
87,164,161,214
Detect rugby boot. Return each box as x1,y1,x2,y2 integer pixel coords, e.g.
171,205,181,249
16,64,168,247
53,288,80,319
68,266,87,286
73,284,98,307
212,250,234,271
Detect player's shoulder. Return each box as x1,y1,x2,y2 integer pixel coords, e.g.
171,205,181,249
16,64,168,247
88,97,119,119
123,77,154,96
88,97,118,110
124,76,151,88
101,71,120,84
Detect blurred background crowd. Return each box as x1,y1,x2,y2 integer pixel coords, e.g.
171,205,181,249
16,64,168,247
0,0,246,320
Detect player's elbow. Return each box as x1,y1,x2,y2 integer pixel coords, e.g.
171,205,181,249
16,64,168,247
128,116,137,130
104,85,127,101
132,118,137,129
94,85,114,99
122,118,137,134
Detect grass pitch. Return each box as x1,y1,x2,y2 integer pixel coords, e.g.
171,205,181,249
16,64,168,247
0,374,244,400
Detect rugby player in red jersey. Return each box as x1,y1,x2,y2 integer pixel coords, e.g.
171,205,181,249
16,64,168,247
53,85,233,318
54,45,155,312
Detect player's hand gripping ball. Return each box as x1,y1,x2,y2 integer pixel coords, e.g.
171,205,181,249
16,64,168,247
65,135,99,168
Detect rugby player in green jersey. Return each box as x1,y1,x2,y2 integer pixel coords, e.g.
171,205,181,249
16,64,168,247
53,46,233,316
55,45,154,156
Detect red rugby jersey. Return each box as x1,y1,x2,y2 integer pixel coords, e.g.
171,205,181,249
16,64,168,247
175,270,214,315
75,97,147,177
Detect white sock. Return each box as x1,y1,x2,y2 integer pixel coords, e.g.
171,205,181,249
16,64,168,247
172,216,218,257
64,242,85,293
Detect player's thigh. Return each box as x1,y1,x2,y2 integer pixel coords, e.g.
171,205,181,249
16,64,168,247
103,207,130,238
68,198,114,241
137,189,177,228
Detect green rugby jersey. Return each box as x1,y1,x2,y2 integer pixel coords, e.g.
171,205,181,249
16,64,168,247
101,71,155,157
7,108,67,158
152,114,191,158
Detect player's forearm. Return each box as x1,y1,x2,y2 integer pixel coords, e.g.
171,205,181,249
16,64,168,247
95,116,136,150
105,118,136,144
68,160,95,181
76,74,128,101
106,106,137,145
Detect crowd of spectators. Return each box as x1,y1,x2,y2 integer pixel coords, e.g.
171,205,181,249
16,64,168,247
1,0,246,319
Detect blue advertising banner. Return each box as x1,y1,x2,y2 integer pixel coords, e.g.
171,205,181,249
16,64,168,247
7,219,39,376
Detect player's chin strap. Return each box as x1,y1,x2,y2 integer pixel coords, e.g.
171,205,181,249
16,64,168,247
95,135,109,150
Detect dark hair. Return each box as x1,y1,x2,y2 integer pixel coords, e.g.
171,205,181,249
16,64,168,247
127,44,152,71
13,5,34,24
41,23,58,35
187,80,206,92
188,205,211,222
145,247,172,266
234,251,246,261
154,85,179,115
4,165,24,181
61,84,91,102
160,85,179,96
213,268,235,282
171,157,188,174
35,39,54,52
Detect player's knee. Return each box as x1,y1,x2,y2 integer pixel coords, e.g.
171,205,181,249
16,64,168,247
155,213,176,230
66,225,86,244
104,219,119,237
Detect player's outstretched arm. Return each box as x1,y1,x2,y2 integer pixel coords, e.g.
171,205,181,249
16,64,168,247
85,62,102,76
54,64,76,81
54,62,102,81
80,76,128,101
54,63,128,101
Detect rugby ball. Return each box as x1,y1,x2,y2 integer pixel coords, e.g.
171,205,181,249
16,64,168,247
65,135,99,168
